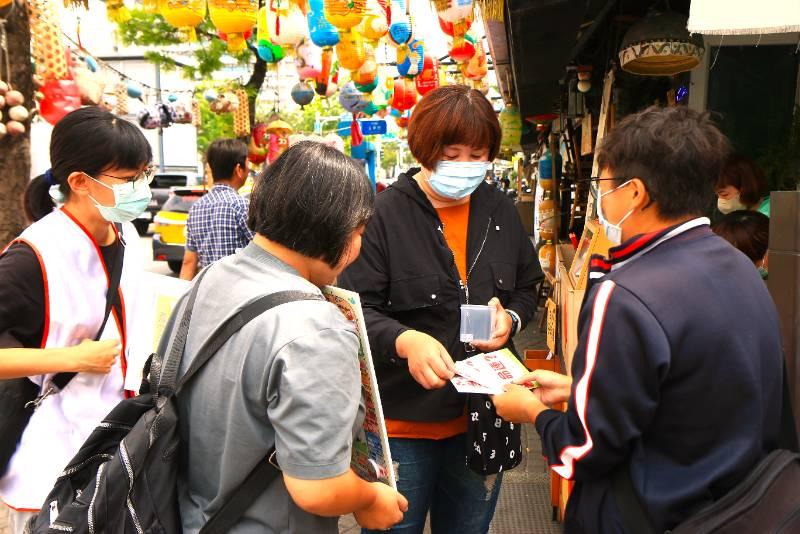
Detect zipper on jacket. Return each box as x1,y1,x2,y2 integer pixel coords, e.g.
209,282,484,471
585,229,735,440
439,216,492,305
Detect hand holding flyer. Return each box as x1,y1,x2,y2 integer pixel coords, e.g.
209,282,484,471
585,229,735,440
450,349,529,395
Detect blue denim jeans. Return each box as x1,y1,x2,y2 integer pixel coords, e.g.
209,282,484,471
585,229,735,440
364,433,503,534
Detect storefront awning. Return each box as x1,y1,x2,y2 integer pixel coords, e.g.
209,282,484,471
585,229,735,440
688,0,800,35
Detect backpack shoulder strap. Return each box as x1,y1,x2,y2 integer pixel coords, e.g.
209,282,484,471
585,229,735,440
175,290,322,392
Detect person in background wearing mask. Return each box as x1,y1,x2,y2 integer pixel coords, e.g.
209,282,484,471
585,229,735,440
713,210,770,280
0,107,152,533
492,107,784,533
180,138,254,280
340,85,541,534
716,153,770,217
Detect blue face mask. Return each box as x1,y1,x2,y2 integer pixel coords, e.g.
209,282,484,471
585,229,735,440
428,160,490,200
88,176,152,224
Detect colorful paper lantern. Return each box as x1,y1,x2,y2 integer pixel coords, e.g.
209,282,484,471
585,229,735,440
209,0,258,52
461,39,486,80
296,39,323,80
267,1,308,47
159,0,206,41
435,0,472,23
291,81,315,107
266,120,293,163
449,32,476,62
106,0,132,23
127,82,143,99
438,13,472,37
397,38,424,78
28,0,69,81
499,105,522,149
336,29,367,71
390,77,417,112
351,42,378,90
314,47,335,95
359,0,389,42
248,122,269,164
307,0,339,47
415,55,439,95
324,0,366,29
388,0,412,46
258,41,285,62
39,79,81,125
339,81,370,113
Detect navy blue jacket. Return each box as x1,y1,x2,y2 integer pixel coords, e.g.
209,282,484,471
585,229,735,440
535,219,784,533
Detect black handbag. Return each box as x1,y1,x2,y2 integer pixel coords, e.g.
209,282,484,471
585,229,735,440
0,226,124,476
465,393,523,475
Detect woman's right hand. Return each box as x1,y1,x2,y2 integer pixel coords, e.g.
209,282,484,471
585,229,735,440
65,339,121,374
513,369,572,407
354,482,408,530
395,330,455,389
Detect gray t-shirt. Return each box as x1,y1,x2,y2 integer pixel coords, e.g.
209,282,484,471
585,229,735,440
165,243,364,533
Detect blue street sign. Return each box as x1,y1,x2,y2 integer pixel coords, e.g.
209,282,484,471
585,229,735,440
336,120,388,136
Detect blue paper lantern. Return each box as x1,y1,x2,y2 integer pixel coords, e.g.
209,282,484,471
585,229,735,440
339,82,370,113
127,82,143,99
388,0,412,46
397,39,424,79
308,0,339,47
167,94,178,103
83,56,98,72
257,41,286,63
291,81,316,108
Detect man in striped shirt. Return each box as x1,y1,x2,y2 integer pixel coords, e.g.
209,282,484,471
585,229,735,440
180,139,254,280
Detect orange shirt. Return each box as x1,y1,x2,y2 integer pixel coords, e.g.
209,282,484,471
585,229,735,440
385,201,471,440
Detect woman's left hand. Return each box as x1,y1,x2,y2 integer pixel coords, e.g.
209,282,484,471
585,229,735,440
470,298,513,352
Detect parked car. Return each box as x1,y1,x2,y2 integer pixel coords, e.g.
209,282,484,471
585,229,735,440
134,170,201,235
152,187,207,273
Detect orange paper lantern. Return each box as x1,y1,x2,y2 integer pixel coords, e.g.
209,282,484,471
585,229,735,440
391,77,417,112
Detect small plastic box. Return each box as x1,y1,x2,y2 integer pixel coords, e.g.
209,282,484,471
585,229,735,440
460,304,495,343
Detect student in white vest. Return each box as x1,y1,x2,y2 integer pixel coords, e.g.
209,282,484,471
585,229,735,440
0,107,153,533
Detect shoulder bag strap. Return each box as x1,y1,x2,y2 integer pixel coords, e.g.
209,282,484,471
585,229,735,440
51,223,125,392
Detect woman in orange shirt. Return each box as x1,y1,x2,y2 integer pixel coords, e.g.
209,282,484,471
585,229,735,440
340,86,542,533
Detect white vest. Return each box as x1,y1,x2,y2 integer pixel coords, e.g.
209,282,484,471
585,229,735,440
0,209,144,510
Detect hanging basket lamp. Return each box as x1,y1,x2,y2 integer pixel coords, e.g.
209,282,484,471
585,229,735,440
619,10,704,76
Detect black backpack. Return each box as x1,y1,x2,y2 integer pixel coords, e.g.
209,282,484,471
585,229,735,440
614,363,800,534
26,269,320,534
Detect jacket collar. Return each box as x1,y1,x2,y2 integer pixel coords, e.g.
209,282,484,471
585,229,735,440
588,217,711,280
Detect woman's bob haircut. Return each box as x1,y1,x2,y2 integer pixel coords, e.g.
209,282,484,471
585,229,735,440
407,85,501,170
248,141,374,267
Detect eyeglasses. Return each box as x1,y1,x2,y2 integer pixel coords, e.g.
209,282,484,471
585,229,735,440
94,165,156,192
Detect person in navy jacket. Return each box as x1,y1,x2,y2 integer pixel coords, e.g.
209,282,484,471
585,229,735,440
493,106,784,533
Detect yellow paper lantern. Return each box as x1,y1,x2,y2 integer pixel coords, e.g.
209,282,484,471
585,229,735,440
324,0,366,30
267,1,308,47
159,0,206,42
209,0,259,53
336,29,366,71
106,0,132,22
358,0,388,42
351,42,377,87
257,5,270,42
499,105,522,149
28,0,69,81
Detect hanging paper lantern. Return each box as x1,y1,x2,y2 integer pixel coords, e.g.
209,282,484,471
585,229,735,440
159,0,206,41
460,39,486,80
291,81,315,107
388,0,412,46
39,79,81,125
437,13,472,37
359,0,389,42
351,42,377,90
209,0,258,53
435,0,472,22
258,41,285,63
115,83,128,115
28,0,69,81
396,111,411,128
266,120,293,163
203,88,218,102
248,123,269,164
499,105,522,149
619,10,704,76
142,0,159,13
295,39,323,80
267,1,308,47
449,32,476,62
390,77,417,112
307,0,339,47
324,0,366,30
396,38,424,79
106,0,132,23
336,29,367,71
415,55,439,95
233,89,250,137
127,82,143,99
314,47,335,95
339,81,370,113
83,56,98,73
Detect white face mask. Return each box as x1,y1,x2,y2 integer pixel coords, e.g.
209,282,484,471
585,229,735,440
597,180,635,246
717,195,747,214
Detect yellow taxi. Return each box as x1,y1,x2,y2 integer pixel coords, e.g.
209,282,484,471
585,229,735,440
152,187,207,273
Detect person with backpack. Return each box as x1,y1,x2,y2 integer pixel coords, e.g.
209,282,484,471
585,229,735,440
0,107,152,533
491,106,785,532
165,141,406,533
